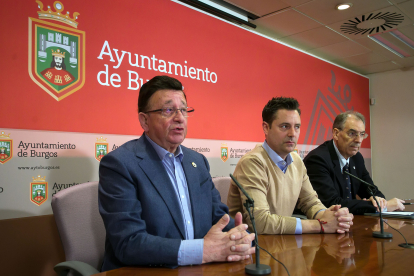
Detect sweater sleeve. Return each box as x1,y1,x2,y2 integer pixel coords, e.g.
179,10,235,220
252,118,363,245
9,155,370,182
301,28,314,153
297,167,327,219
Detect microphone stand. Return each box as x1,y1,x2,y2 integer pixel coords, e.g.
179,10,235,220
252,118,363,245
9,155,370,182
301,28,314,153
344,171,392,239
367,186,392,238
230,174,271,275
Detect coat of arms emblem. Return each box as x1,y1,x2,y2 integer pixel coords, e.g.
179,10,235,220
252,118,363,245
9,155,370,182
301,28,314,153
221,143,228,162
29,1,85,101
95,137,108,162
30,175,48,206
0,131,13,164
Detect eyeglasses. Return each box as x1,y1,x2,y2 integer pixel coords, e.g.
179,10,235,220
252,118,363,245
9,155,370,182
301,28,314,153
337,128,368,139
144,107,195,118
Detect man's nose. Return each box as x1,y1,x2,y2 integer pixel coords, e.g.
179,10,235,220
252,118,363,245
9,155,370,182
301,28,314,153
173,109,185,121
288,127,296,136
354,134,363,143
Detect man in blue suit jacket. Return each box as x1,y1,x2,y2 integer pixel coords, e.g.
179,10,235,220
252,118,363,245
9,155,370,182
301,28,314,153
99,76,255,271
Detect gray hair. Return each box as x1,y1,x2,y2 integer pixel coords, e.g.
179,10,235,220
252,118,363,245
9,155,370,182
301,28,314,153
332,111,365,130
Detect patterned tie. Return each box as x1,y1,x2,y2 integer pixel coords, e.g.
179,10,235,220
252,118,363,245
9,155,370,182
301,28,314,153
343,164,353,200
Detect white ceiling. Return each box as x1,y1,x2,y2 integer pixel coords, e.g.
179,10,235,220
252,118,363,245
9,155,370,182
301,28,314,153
224,0,414,75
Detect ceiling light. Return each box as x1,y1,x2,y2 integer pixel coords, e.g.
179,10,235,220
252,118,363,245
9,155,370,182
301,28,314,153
198,0,247,21
389,30,414,50
177,0,257,28
369,33,410,58
336,3,353,10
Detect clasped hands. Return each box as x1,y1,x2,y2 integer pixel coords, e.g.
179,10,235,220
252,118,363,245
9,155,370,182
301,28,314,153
202,212,255,264
318,205,354,234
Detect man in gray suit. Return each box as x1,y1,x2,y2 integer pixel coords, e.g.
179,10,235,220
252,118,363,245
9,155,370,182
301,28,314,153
98,76,254,271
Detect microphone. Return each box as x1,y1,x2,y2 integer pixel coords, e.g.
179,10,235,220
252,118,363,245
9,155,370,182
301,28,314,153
229,174,271,275
230,174,254,204
343,171,392,239
343,171,377,191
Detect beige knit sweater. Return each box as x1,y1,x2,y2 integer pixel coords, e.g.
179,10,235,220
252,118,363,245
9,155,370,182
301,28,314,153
227,144,326,234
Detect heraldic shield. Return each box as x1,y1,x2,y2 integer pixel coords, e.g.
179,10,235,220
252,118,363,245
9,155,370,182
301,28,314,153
31,175,48,206
95,137,108,162
221,144,228,162
28,1,85,101
0,131,13,164
95,142,108,162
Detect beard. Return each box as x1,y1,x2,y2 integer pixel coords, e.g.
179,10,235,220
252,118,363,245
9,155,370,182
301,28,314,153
55,62,62,69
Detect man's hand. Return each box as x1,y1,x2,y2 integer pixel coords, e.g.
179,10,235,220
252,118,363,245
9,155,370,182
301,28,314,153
202,213,255,264
320,207,353,234
386,198,405,212
303,207,353,234
234,211,243,227
363,196,387,212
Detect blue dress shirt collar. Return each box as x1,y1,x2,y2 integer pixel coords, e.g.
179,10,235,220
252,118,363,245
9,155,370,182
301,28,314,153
262,140,293,173
332,140,349,171
145,134,184,162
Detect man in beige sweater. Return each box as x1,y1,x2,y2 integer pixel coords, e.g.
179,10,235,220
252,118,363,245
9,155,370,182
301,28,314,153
227,97,354,235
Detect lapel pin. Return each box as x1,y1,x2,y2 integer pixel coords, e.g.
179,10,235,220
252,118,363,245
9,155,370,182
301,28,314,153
192,162,197,168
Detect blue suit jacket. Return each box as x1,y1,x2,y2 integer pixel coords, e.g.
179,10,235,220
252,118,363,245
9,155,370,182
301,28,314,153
98,135,234,271
303,140,385,215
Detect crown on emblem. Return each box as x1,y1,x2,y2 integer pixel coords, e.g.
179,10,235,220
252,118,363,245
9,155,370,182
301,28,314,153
221,143,227,147
33,175,47,182
0,131,11,139
36,0,80,28
51,49,65,58
96,136,107,142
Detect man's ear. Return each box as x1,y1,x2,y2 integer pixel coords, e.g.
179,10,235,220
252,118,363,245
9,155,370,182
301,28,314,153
262,121,269,136
138,112,149,132
332,128,339,141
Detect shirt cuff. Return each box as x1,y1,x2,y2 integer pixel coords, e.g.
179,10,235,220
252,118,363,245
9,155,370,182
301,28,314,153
295,218,302,234
377,207,387,212
177,239,204,266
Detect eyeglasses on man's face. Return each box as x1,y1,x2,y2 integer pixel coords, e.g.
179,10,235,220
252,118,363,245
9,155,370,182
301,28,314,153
337,128,368,139
144,107,195,118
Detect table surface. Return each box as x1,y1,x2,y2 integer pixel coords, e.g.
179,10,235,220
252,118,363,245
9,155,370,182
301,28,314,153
95,205,414,276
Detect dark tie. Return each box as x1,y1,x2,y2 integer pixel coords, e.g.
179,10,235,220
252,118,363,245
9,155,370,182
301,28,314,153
343,164,353,200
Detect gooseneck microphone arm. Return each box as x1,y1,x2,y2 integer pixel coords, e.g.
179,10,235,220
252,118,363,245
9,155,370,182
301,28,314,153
229,174,271,275
343,171,392,239
343,171,377,191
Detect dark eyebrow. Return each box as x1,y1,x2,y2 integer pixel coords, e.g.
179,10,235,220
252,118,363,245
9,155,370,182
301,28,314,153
162,100,187,106
348,128,364,132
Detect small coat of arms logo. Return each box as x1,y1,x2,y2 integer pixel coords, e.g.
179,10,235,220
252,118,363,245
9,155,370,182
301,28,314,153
221,143,228,162
0,131,13,164
29,1,85,101
31,175,48,206
95,137,108,162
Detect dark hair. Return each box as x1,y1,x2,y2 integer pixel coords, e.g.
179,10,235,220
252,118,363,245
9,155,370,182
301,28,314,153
262,97,301,126
138,75,186,112
332,111,365,130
